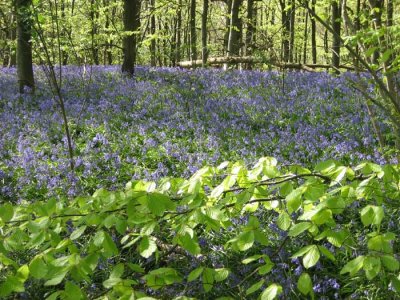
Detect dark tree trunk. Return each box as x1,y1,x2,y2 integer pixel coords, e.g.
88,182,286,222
90,0,99,65
150,0,156,66
61,0,69,65
331,0,341,73
201,0,209,67
227,0,242,57
224,0,232,54
280,0,290,62
176,0,182,63
245,0,255,68
190,0,197,61
303,10,308,64
122,0,141,75
310,0,316,64
289,0,295,63
16,0,34,93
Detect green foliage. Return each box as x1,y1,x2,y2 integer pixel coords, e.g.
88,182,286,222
0,158,399,298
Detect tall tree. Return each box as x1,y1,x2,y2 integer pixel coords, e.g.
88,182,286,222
122,0,141,75
190,0,197,61
150,0,156,66
16,0,34,93
310,0,317,63
227,0,242,57
245,0,255,67
201,0,209,66
279,0,290,62
331,0,341,72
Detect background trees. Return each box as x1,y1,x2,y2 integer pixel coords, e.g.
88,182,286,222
2,0,397,71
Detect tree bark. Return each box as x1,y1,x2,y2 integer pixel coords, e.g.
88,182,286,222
280,0,290,62
245,0,255,68
16,0,34,93
190,0,197,61
176,0,182,63
227,0,242,57
310,0,316,64
289,0,295,63
201,0,209,67
122,0,141,75
331,0,341,73
150,0,156,66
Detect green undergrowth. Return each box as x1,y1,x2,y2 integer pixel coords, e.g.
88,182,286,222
0,157,399,299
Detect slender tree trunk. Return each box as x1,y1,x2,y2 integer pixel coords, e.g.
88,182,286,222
331,0,341,73
176,0,182,63
245,0,255,69
150,0,156,66
224,0,232,54
303,10,308,64
122,0,141,75
90,0,99,65
387,0,393,27
289,0,295,63
16,0,34,93
201,0,209,67
190,0,197,61
280,0,290,62
310,0,316,64
227,0,242,57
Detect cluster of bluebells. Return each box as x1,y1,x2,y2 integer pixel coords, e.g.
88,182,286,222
0,66,396,202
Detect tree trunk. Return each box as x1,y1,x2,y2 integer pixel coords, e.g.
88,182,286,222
201,0,209,67
90,0,99,65
227,0,242,57
122,0,141,75
303,10,308,64
224,0,232,54
150,0,156,66
331,0,341,73
176,0,182,63
280,0,290,62
16,0,34,93
289,0,295,63
245,0,255,69
190,0,197,61
310,0,316,64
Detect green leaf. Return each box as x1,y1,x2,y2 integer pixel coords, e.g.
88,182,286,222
288,222,311,237
242,254,264,264
103,277,122,289
363,256,381,280
303,245,320,269
110,263,125,279
0,203,14,222
44,268,68,286
315,160,336,174
214,268,230,282
340,256,365,276
318,245,336,262
188,267,203,282
391,276,400,293
276,212,291,231
139,236,157,258
360,205,384,227
202,268,214,292
103,232,119,257
16,265,29,281
236,231,254,251
260,283,282,300
29,257,48,279
246,279,264,295
64,281,84,300
297,273,312,295
70,226,87,241
180,233,201,255
381,255,399,271
286,187,304,213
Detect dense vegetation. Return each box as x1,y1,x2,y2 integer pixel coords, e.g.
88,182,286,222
0,67,399,299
